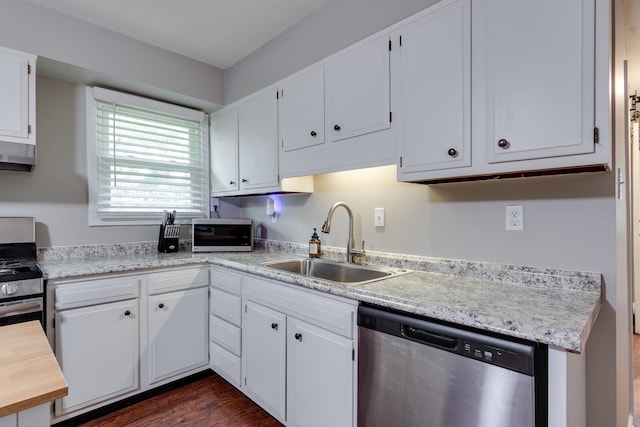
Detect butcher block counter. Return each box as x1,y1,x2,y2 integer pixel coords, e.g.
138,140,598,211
0,321,67,420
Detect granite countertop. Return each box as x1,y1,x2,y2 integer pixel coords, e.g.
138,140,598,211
39,241,602,353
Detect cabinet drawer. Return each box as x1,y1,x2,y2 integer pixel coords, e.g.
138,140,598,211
210,315,241,356
210,267,242,295
210,342,241,388
210,288,242,326
244,276,355,338
55,277,140,310
147,267,208,295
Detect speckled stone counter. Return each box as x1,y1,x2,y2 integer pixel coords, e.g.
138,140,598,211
39,240,601,352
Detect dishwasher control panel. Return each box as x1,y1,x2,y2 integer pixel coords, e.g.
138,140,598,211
462,340,531,374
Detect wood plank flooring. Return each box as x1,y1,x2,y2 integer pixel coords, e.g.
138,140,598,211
76,372,282,427
635,333,640,419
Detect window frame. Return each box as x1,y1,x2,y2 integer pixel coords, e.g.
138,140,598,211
86,87,210,226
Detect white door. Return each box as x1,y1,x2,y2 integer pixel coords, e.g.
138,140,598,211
0,49,31,141
287,317,353,427
55,299,139,415
394,0,471,177
242,300,287,422
238,89,279,191
147,287,209,384
479,0,596,163
279,66,325,152
325,35,390,142
210,107,239,195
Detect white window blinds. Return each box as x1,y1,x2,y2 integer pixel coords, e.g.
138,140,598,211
87,87,209,225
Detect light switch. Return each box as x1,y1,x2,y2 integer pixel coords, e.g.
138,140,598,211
374,208,385,227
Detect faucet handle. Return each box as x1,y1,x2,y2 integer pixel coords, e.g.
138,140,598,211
350,240,366,264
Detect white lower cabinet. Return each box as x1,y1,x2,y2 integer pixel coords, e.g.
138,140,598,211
240,273,357,427
243,301,287,421
147,287,209,385
0,404,49,427
49,266,209,423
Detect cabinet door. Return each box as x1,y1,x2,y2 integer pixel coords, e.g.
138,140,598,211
242,300,286,422
395,0,471,177
210,108,239,195
55,299,139,415
480,0,595,163
287,317,353,427
147,287,209,385
0,48,33,143
238,90,279,191
278,66,325,152
325,35,390,142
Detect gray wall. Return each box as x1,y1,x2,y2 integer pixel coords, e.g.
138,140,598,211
0,0,224,111
224,0,440,103
225,1,620,425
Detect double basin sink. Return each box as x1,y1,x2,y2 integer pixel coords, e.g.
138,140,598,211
261,258,410,285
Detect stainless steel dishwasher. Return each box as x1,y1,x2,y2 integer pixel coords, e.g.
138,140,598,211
357,305,547,427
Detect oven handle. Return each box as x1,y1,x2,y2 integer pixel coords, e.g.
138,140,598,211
0,299,43,317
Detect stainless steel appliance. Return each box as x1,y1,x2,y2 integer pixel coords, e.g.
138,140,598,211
0,217,44,328
192,218,253,252
358,305,547,427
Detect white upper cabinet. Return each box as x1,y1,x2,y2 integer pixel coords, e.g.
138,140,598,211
238,89,280,191
325,35,390,142
278,66,325,152
0,46,35,144
210,107,239,194
478,0,598,163
394,0,471,179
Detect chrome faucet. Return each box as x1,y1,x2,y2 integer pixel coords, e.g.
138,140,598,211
321,202,365,263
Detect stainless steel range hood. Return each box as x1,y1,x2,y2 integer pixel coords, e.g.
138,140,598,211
0,141,36,171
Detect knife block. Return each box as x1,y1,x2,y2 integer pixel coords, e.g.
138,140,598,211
157,225,180,253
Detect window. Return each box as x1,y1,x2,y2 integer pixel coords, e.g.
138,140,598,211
87,87,209,225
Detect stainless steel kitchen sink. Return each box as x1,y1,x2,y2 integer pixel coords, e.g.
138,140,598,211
261,258,409,285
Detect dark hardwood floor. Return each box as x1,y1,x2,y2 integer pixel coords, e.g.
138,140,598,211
77,372,282,427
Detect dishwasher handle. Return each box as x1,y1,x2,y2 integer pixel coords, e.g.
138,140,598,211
402,324,458,349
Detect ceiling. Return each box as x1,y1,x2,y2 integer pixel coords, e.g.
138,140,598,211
21,0,327,70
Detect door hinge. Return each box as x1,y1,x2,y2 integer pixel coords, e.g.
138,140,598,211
388,39,392,51
594,127,600,144
52,318,55,328
27,64,31,74
389,111,392,123
28,124,31,134
399,156,403,168
276,90,279,100
244,377,247,386
399,35,403,47
245,304,247,313
352,348,355,361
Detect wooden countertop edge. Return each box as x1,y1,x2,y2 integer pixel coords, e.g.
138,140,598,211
0,385,69,418
0,321,68,418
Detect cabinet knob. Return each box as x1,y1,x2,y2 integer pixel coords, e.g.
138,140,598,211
310,130,317,137
242,178,248,183
271,322,278,331
447,148,458,157
333,124,341,132
294,332,302,341
158,303,165,309
229,180,235,185
497,138,510,149
124,310,131,316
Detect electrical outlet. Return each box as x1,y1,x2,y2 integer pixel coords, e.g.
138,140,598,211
506,205,523,231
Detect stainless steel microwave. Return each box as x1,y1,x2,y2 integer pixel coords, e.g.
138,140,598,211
192,218,254,252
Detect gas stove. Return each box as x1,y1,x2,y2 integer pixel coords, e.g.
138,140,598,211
0,219,44,327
